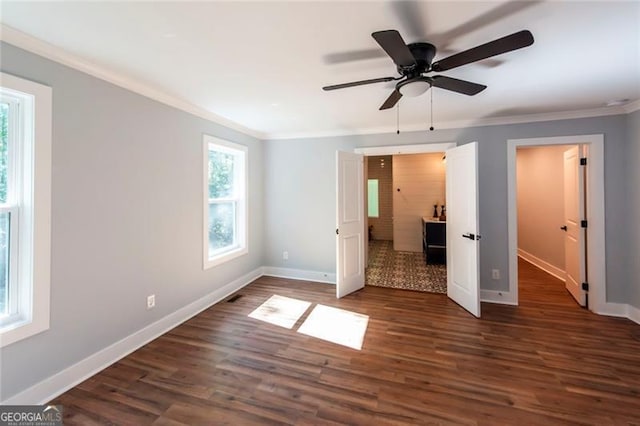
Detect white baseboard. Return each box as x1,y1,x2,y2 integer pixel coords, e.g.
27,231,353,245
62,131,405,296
262,266,336,284
593,302,640,325
594,302,628,318
480,289,517,305
1,267,263,405
627,304,640,325
4,264,637,405
518,249,566,282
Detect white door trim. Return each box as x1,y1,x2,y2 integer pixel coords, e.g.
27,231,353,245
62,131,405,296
355,142,456,156
355,141,456,289
507,134,605,312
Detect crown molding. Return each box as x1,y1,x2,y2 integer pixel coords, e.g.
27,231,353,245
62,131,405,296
1,24,637,142
623,98,640,114
0,24,266,140
264,104,633,140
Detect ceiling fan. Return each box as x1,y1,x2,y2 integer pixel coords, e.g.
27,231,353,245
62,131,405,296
322,29,534,110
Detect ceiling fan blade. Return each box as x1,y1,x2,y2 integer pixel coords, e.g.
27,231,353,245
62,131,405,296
437,2,540,48
323,49,387,64
430,76,486,96
431,30,534,72
322,77,397,91
390,1,427,41
372,30,416,68
379,89,403,110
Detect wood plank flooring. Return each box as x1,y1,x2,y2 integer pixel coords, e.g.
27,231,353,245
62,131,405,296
53,259,640,425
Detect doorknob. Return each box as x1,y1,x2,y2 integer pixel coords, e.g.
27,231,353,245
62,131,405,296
560,226,567,231
462,233,476,240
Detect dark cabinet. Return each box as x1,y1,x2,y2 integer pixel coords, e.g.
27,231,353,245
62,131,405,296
422,218,446,264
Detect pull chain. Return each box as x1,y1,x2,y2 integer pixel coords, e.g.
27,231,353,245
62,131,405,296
429,88,435,131
396,103,400,135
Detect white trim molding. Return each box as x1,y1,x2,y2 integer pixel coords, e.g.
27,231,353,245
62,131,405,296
507,134,606,313
2,263,637,405
355,142,456,156
594,302,628,318
594,303,640,326
262,266,336,285
1,267,263,405
622,99,640,114
480,290,517,305
0,72,52,348
517,249,566,282
265,105,638,140
628,304,640,325
0,24,265,140
2,24,638,142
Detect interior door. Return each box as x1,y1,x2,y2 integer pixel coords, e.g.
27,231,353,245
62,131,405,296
563,145,587,306
336,151,365,298
446,142,481,317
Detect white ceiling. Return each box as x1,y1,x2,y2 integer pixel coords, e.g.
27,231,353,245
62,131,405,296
1,1,639,139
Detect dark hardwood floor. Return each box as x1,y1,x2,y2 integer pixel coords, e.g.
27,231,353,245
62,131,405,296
53,259,640,425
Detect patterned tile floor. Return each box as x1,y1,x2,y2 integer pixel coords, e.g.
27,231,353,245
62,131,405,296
365,240,447,294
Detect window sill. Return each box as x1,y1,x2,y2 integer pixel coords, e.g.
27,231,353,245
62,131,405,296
204,246,248,270
0,316,49,348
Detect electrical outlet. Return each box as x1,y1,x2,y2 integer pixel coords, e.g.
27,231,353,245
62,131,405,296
492,269,500,280
147,294,155,310
283,251,289,260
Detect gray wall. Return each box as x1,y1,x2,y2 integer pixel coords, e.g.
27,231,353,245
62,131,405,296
1,38,637,402
627,109,640,310
264,114,631,303
0,42,264,400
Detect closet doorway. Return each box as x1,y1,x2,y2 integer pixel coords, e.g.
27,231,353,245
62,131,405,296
516,144,586,307
507,134,606,312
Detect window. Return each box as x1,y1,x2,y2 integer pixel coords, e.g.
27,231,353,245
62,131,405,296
0,73,52,348
203,135,247,268
368,179,379,218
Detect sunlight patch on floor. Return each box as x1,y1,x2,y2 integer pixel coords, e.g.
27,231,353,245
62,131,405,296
248,295,312,329
297,304,369,350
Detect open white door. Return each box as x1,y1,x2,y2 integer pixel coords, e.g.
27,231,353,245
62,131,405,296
446,142,481,317
336,151,365,298
563,145,587,306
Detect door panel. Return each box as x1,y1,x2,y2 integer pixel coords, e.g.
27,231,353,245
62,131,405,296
336,151,365,298
446,142,480,317
563,146,586,306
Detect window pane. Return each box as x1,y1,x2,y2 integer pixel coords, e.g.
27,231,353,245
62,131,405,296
0,103,9,204
0,212,9,316
368,179,379,218
209,202,236,254
208,150,235,199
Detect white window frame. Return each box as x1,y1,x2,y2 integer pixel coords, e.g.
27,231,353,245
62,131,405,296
0,72,52,348
203,135,248,269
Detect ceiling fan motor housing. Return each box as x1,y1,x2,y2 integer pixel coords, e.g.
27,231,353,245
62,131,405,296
400,42,436,75
323,29,533,110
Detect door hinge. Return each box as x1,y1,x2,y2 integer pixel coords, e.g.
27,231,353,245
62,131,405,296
581,220,588,228
580,157,587,166
582,282,589,291
336,228,339,235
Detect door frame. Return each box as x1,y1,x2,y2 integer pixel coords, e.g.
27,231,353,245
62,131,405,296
354,145,456,235
507,134,605,312
354,142,456,276
355,143,456,157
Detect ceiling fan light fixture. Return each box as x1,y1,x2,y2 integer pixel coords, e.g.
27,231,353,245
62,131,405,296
398,80,431,97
